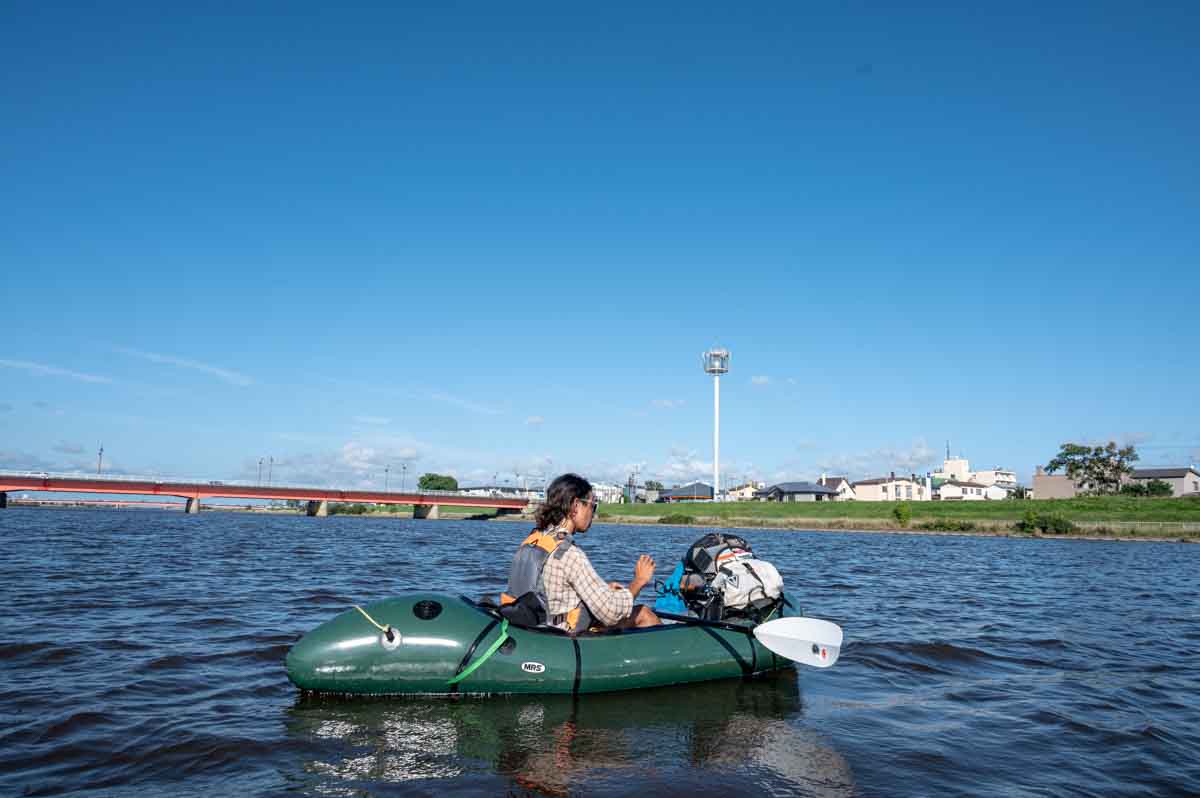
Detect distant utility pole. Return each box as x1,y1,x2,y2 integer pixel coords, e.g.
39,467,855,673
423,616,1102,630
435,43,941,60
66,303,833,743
385,465,390,492
258,458,264,486
97,444,104,475
267,457,274,486
401,463,408,493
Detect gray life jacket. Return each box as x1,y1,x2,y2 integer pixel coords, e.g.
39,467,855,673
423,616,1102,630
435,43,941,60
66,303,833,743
499,528,575,627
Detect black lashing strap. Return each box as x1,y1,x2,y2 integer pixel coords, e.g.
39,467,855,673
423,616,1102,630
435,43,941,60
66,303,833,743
741,561,767,591
700,626,752,676
449,618,499,694
572,638,582,695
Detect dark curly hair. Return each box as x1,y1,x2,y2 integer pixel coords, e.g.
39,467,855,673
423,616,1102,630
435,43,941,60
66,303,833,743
535,473,593,531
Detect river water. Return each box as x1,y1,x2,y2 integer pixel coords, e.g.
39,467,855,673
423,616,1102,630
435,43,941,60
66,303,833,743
1,508,1197,797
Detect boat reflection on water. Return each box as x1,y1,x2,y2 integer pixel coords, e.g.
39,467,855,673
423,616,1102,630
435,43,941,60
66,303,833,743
285,669,855,796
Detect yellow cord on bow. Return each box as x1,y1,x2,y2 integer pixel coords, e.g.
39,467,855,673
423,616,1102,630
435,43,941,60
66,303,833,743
353,605,389,633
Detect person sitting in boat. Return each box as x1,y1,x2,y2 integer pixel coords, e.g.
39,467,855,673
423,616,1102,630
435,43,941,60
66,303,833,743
505,473,660,633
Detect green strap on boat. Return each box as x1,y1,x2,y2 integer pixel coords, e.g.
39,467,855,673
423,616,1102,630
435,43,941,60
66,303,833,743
447,619,509,685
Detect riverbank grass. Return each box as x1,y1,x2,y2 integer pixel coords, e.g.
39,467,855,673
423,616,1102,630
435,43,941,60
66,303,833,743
597,496,1200,539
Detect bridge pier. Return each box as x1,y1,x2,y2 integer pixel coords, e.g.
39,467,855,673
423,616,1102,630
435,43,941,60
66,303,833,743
413,503,440,520
185,498,200,514
0,492,7,509
306,500,328,517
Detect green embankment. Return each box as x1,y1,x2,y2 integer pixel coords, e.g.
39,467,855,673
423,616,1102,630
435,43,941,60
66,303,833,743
596,497,1200,539
325,503,503,518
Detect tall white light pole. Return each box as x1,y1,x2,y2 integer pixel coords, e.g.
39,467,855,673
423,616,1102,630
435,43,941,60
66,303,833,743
702,348,730,501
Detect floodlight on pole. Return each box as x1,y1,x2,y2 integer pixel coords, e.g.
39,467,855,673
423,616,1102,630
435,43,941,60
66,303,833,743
701,347,730,502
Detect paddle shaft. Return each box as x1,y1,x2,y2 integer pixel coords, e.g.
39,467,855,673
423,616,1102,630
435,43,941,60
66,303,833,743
654,611,757,635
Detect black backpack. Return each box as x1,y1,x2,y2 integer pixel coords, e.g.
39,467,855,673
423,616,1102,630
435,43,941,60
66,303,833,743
678,533,754,621
684,532,752,578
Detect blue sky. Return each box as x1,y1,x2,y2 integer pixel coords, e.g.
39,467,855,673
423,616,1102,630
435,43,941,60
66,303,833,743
3,2,1198,490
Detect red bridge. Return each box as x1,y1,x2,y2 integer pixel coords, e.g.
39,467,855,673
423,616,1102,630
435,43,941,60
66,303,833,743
0,472,531,518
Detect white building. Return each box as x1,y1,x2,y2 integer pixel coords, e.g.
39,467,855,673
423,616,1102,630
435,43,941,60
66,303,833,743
933,456,973,482
971,469,1018,490
727,481,765,501
592,482,625,505
937,480,988,501
851,475,931,501
933,452,1017,492
463,484,544,500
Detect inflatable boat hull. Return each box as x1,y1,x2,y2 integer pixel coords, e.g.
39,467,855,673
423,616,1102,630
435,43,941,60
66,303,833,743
286,593,790,695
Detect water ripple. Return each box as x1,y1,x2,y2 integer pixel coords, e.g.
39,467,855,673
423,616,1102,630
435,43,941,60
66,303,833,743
0,509,1197,797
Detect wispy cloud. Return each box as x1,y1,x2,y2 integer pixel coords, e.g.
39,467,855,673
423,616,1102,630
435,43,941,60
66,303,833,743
52,441,85,455
430,392,502,416
816,439,938,481
661,447,712,484
651,399,686,409
750,375,771,386
353,415,391,426
526,415,545,426
0,359,112,384
0,449,58,471
114,347,253,386
0,447,117,474
0,402,12,413
242,440,424,488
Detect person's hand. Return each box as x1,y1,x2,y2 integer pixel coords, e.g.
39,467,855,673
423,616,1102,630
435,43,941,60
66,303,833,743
633,554,655,584
629,554,656,599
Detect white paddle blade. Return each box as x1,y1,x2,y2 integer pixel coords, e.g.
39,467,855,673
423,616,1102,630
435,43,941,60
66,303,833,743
754,617,843,668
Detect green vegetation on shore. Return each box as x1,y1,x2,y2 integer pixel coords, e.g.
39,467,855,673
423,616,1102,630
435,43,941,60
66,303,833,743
325,503,502,519
597,496,1200,538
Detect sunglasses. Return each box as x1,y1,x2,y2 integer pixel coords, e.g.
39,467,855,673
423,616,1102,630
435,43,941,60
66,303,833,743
578,497,598,511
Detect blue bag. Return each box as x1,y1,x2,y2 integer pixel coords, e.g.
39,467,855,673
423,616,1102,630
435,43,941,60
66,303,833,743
653,560,688,615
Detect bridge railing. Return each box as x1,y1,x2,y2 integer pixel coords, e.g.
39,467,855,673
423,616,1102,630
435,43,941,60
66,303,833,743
0,470,535,500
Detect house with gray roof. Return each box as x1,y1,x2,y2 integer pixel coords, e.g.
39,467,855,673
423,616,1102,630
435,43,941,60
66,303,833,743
1034,465,1200,499
817,475,856,501
758,482,839,502
1129,467,1200,497
658,482,714,502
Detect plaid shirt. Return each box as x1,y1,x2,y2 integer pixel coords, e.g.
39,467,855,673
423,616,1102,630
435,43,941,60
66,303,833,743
542,530,633,628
